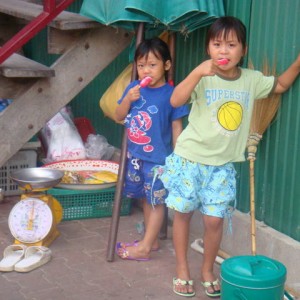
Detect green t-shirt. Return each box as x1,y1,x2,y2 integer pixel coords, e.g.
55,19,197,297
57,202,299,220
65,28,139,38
175,68,276,166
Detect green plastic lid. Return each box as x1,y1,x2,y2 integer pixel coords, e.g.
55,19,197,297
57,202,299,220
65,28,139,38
221,255,286,288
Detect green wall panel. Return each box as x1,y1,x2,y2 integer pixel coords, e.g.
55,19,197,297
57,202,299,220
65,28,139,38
225,0,300,241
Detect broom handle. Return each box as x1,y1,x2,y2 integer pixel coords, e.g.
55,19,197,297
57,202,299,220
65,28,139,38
249,159,256,255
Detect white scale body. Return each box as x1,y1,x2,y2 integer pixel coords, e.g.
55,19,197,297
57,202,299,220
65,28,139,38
8,193,63,247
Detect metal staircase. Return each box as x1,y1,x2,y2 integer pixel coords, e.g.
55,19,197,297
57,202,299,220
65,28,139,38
0,0,132,167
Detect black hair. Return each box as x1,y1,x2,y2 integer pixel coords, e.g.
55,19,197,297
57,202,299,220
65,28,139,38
134,37,172,64
205,16,247,66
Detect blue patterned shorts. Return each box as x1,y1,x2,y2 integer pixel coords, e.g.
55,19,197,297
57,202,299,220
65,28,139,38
123,153,167,206
159,153,236,218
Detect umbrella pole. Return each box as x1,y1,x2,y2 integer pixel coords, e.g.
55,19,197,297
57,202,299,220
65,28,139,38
167,32,176,85
106,23,145,262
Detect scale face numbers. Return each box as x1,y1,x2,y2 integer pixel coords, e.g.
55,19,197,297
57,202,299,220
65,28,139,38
8,198,53,244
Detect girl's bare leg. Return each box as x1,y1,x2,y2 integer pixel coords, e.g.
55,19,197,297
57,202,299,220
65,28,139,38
143,199,160,250
173,211,194,294
119,201,164,259
201,215,223,293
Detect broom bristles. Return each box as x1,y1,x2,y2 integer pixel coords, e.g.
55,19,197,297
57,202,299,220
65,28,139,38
249,59,281,136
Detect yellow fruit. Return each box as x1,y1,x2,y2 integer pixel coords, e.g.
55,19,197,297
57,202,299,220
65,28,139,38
90,171,118,183
84,178,104,184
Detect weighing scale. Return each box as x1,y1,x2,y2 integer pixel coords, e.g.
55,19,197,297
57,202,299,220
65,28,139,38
8,168,64,247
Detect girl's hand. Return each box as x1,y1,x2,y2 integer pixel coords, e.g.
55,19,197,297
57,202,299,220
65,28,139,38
115,85,141,121
195,59,218,78
125,85,141,103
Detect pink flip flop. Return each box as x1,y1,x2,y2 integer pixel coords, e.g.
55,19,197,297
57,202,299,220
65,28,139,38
115,242,150,261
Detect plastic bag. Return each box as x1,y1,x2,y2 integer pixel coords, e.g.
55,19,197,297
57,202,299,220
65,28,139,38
41,109,86,163
85,134,115,160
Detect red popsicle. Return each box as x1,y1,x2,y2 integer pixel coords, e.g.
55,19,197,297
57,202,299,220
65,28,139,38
140,76,152,87
218,58,229,65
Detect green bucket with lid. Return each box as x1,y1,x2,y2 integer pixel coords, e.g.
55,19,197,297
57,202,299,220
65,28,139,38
220,255,286,300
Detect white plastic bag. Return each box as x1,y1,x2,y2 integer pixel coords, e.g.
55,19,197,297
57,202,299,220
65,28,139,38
42,110,86,163
85,134,115,160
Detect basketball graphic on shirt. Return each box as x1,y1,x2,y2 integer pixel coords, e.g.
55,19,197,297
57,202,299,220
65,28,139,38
217,101,243,131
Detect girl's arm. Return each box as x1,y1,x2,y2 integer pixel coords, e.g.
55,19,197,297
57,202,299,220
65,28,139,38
171,59,217,107
172,118,184,148
115,85,140,121
275,54,300,94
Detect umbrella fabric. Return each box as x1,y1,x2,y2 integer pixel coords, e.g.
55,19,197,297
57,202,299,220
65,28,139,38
125,0,225,34
80,0,225,34
80,0,153,31
125,0,201,25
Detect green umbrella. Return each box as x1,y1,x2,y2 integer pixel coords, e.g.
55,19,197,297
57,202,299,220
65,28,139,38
125,0,224,34
80,0,224,33
80,0,153,31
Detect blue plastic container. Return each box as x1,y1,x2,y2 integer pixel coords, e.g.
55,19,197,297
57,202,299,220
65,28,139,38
221,255,286,300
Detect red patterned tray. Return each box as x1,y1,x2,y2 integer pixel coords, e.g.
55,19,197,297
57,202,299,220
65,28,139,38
43,160,119,190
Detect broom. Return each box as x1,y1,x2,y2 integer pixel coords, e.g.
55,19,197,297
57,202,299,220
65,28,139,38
247,59,281,255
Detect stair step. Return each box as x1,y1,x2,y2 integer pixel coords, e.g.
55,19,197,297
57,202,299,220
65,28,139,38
0,0,101,30
0,53,55,77
0,77,36,99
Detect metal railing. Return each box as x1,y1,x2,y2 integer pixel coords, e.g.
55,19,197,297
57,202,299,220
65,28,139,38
0,0,75,64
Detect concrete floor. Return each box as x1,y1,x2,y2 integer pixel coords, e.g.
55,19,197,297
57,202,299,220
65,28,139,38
0,196,220,300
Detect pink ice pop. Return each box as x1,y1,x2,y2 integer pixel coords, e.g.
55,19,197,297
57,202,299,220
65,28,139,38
218,58,229,65
140,76,152,87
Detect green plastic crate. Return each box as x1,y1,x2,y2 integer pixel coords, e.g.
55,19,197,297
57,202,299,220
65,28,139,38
47,187,131,221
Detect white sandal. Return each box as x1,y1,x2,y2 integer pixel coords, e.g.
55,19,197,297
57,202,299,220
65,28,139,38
201,279,221,298
173,277,196,297
0,244,27,272
14,246,52,273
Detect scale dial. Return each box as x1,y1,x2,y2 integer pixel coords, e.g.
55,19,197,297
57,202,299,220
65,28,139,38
8,198,53,244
